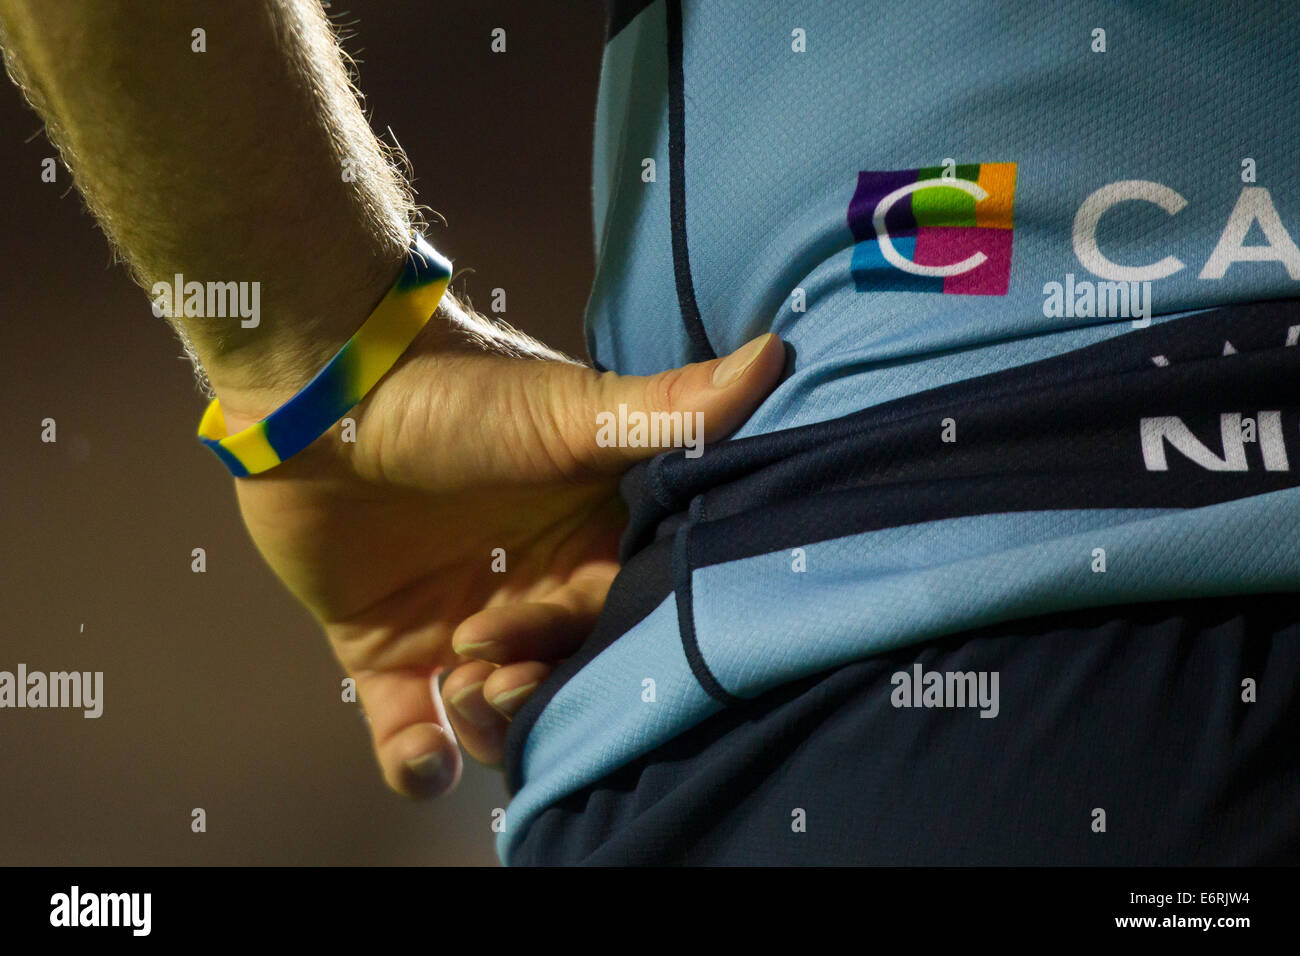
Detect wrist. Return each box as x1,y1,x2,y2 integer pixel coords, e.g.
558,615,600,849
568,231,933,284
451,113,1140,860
193,240,415,431
197,235,455,468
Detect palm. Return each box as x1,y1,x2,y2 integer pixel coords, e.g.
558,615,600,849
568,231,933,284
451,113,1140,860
236,468,625,676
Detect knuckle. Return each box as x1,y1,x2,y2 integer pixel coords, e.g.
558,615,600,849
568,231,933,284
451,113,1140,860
645,366,690,413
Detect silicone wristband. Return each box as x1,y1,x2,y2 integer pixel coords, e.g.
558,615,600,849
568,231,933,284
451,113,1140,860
197,234,451,476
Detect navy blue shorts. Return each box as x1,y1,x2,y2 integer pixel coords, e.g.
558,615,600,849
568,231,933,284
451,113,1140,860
510,593,1300,865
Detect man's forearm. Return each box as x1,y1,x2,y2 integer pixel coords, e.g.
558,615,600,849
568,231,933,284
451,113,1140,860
0,0,415,417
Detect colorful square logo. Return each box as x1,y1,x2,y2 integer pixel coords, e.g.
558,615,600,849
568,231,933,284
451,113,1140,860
847,162,1016,295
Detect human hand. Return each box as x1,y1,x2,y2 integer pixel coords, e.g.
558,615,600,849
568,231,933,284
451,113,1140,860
219,316,783,797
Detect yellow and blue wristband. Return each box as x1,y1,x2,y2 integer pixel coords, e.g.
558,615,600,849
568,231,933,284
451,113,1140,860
197,234,452,476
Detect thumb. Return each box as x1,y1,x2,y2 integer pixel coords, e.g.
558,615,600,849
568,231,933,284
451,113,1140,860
575,332,785,471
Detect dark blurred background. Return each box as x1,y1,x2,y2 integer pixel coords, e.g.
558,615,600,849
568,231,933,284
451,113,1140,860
0,1,605,865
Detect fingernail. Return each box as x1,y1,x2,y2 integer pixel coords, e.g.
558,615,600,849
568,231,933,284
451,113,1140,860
404,751,449,783
712,333,772,388
450,682,500,729
453,640,497,660
489,681,539,717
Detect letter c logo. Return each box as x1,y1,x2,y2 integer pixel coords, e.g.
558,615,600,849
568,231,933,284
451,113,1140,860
873,179,989,277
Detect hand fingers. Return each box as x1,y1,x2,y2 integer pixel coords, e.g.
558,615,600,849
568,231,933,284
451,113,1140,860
569,332,785,473
352,329,783,489
484,661,554,719
451,568,615,665
516,331,784,479
443,659,557,767
442,660,509,767
354,667,462,798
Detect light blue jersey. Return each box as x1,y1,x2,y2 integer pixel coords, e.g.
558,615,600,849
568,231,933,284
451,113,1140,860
499,1,1300,863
